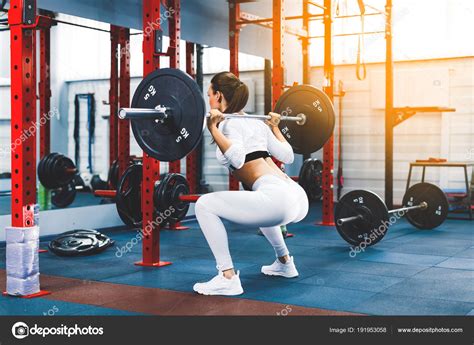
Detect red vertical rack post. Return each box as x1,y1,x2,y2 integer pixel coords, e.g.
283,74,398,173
8,0,50,297
118,27,131,178
317,0,335,226
272,0,284,108
302,0,310,85
109,25,120,168
9,0,38,229
167,0,181,174
163,0,188,230
136,0,171,267
185,42,198,195
270,0,287,186
39,20,51,158
228,1,240,191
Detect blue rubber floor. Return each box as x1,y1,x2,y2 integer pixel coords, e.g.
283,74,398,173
1,203,473,315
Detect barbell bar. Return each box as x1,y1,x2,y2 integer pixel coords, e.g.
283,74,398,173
95,158,324,226
334,183,448,247
125,68,335,162
119,106,307,125
336,202,428,226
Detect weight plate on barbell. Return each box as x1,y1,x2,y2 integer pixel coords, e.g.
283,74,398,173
298,158,323,201
38,152,59,189
116,163,143,228
274,85,335,154
51,181,77,208
131,68,206,162
402,182,448,230
335,190,389,246
54,154,76,187
154,173,190,224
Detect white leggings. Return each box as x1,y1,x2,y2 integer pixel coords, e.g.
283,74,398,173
194,174,309,271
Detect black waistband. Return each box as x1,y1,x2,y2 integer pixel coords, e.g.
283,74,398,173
245,151,270,163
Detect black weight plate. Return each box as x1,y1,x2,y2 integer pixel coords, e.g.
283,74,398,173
335,190,389,246
38,152,60,189
54,155,76,187
116,163,142,228
49,233,99,256
59,229,115,252
402,182,449,230
131,68,206,162
274,85,335,155
154,173,190,224
298,158,323,201
46,153,62,189
47,153,62,187
51,181,77,208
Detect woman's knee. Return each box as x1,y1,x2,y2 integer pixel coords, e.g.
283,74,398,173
194,194,214,217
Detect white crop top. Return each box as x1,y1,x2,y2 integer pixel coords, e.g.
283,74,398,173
215,116,294,171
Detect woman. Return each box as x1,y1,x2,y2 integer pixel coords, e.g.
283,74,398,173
193,72,309,296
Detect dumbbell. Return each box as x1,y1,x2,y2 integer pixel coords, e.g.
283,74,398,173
334,182,449,247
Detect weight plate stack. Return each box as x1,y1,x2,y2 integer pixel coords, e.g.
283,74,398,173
298,158,323,201
154,173,190,224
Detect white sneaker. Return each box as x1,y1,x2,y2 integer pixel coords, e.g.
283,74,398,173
193,271,244,296
261,256,299,278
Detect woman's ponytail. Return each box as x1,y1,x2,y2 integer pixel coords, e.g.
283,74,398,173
210,72,249,114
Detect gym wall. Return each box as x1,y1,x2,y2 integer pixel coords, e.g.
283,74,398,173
311,56,473,203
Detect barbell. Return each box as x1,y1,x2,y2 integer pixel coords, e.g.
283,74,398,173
120,68,335,162
334,182,449,247
96,157,325,227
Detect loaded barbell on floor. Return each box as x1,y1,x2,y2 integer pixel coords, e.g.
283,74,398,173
118,68,335,162
334,182,449,247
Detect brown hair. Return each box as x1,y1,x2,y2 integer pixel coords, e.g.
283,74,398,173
210,72,249,113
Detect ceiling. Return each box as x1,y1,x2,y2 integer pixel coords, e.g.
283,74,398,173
30,0,305,60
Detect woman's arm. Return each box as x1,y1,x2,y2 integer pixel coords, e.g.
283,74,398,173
209,125,232,155
208,110,246,170
265,113,294,164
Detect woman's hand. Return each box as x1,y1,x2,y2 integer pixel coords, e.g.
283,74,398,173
265,112,281,128
207,109,225,131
